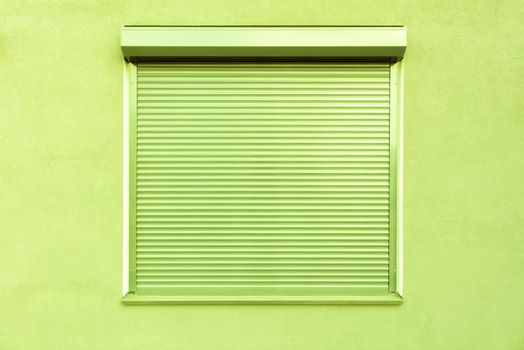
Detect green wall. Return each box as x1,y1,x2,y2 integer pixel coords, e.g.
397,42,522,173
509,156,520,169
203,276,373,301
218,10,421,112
1,1,524,349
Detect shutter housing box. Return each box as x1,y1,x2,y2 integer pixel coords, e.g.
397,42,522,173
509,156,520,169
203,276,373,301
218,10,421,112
122,27,405,304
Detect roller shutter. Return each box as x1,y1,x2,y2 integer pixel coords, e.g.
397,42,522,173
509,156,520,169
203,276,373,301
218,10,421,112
132,62,394,297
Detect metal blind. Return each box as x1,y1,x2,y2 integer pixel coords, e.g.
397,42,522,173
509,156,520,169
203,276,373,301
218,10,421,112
134,62,392,296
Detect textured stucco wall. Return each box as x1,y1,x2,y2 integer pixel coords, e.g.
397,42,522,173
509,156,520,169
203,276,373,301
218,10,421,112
1,1,524,349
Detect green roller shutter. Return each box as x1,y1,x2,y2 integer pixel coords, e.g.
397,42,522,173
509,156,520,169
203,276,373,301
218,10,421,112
132,62,395,297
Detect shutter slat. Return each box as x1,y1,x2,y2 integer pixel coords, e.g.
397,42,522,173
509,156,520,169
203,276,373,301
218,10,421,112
134,62,391,294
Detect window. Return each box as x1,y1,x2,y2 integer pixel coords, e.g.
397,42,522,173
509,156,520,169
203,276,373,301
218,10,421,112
122,27,405,304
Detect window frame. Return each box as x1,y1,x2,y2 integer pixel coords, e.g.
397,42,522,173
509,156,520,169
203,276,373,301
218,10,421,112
122,26,405,305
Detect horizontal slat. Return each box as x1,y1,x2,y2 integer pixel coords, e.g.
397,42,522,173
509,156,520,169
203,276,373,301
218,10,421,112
137,241,388,246
138,194,388,200
137,246,388,252
137,259,389,265
138,63,390,68
137,173,388,178
136,220,389,225
137,249,387,254
137,164,389,169
137,94,389,103
136,285,388,289
137,139,390,144
137,278,388,283
137,166,388,171
137,115,389,120
137,69,389,74
138,103,389,110
136,125,388,131
137,74,389,80
136,212,388,218
137,149,388,153
137,267,388,274
137,235,388,240
137,195,388,200
140,161,389,167
136,224,389,228
137,121,389,127
136,229,389,234
137,178,387,184
137,131,389,136
138,204,388,209
137,72,389,77
137,205,388,210
137,145,389,150
137,253,388,259
136,188,388,193
137,269,388,280
137,179,388,184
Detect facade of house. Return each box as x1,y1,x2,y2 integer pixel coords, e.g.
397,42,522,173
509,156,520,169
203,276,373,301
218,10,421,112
1,1,523,349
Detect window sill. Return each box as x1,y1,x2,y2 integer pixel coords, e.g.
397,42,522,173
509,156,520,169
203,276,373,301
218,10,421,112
121,292,403,305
